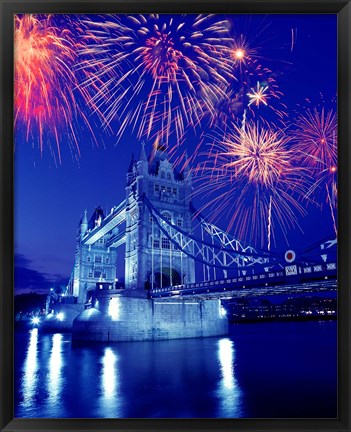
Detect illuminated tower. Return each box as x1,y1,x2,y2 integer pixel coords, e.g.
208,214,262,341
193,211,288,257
124,142,195,296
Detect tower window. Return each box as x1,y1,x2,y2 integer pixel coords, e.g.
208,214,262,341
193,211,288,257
162,212,172,223
87,256,91,263
166,187,171,193
161,237,171,249
177,218,183,227
95,255,102,263
154,184,160,192
173,188,177,195
153,239,160,248
161,185,166,192
161,171,165,179
94,270,101,278
167,172,171,180
105,257,109,264
88,271,93,278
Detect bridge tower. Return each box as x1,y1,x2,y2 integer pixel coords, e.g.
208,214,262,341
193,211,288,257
125,142,195,296
71,207,118,304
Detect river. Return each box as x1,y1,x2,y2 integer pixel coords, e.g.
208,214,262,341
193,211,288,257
14,320,337,419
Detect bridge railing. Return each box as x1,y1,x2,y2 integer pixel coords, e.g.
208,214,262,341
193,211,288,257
149,262,337,296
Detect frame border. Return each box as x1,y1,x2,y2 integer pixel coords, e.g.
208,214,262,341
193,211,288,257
1,1,350,431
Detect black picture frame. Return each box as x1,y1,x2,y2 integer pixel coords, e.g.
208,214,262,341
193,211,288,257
1,0,350,431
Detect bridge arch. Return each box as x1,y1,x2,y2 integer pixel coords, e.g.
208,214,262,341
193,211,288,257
151,267,181,289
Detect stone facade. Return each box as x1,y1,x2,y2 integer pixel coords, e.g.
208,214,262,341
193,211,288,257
72,291,228,342
125,142,195,296
69,142,195,302
70,208,118,304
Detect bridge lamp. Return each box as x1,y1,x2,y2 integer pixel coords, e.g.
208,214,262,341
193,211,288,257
56,312,64,321
32,316,40,326
220,305,227,317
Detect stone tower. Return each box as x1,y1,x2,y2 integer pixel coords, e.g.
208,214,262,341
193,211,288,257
71,206,118,304
125,142,195,297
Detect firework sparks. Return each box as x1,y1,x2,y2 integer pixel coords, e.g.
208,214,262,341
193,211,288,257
14,14,97,163
293,108,337,172
247,81,269,107
78,14,235,145
193,121,309,248
293,107,337,233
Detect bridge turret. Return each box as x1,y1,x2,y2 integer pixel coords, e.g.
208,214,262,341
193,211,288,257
80,209,88,240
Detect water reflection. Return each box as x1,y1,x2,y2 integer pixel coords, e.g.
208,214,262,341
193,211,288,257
99,347,121,417
22,328,38,408
47,334,64,405
217,338,241,417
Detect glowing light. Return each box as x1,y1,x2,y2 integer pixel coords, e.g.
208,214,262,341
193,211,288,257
108,297,120,321
98,347,122,417
234,48,245,60
218,339,235,390
220,305,227,317
247,81,269,107
22,328,38,408
56,312,64,321
48,334,63,406
32,316,40,325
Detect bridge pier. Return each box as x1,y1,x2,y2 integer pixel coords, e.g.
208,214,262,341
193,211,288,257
72,289,228,342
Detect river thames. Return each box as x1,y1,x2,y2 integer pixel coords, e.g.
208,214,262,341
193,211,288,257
15,320,337,419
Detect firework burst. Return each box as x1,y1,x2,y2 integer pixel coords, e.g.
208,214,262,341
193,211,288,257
14,14,97,163
78,14,234,145
293,107,337,233
193,121,309,249
247,81,269,107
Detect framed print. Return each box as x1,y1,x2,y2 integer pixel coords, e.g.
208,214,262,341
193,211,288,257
1,0,350,431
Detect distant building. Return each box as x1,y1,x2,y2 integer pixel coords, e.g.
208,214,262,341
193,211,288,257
68,142,195,303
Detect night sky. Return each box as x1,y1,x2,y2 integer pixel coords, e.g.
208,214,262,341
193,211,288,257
14,14,337,294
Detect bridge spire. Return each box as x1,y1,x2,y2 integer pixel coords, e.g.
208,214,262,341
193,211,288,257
80,209,88,239
139,140,147,162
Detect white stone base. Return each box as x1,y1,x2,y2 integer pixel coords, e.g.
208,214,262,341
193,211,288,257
72,296,228,342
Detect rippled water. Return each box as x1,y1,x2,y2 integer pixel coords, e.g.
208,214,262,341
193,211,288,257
15,320,337,418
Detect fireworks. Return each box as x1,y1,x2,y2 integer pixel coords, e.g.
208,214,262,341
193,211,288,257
194,121,309,249
14,14,97,163
247,82,269,107
293,107,337,233
293,108,337,172
78,14,234,145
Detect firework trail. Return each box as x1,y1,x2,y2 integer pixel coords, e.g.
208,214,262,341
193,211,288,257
78,14,235,146
14,14,98,163
293,107,337,233
193,121,309,249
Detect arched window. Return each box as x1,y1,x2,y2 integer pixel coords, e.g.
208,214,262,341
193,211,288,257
162,211,172,223
161,237,171,249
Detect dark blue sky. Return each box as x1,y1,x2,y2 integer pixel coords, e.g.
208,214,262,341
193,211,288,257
14,13,337,293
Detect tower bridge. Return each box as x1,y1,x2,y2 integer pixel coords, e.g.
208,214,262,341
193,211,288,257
67,141,337,306
60,142,337,342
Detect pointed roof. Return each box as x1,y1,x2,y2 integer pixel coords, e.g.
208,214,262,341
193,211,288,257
127,153,135,173
139,141,147,162
88,206,105,230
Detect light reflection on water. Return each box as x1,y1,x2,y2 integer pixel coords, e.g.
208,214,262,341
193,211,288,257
22,328,38,410
217,338,241,417
99,347,121,417
47,334,63,406
15,321,337,419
